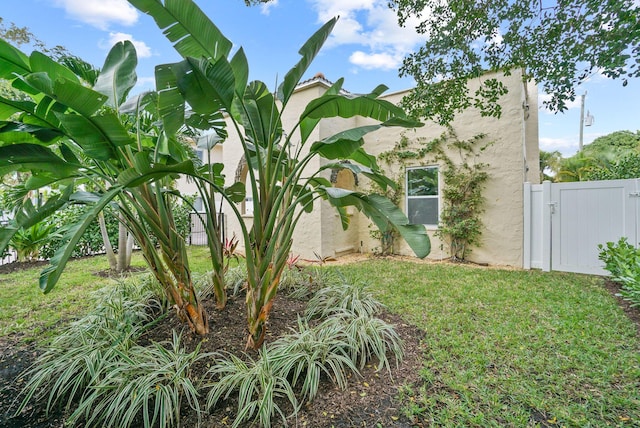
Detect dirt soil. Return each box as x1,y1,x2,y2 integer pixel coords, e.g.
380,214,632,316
1,257,639,428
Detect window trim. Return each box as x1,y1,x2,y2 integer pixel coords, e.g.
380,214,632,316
405,165,440,227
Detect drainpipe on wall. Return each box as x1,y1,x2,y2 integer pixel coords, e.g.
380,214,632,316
521,69,531,183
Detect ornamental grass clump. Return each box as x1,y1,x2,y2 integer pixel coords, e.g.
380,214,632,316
319,311,404,373
16,278,162,418
206,347,299,428
68,332,208,428
15,278,209,428
269,317,359,402
305,275,385,320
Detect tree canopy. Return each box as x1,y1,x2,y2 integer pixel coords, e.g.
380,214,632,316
582,130,640,159
390,0,640,124
549,130,640,182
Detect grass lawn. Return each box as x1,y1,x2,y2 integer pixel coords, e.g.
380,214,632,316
0,246,212,341
335,259,640,427
1,250,638,426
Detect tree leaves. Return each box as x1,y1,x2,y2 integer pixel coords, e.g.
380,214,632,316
392,0,640,123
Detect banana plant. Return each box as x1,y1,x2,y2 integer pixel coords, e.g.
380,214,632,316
0,39,216,335
129,0,431,348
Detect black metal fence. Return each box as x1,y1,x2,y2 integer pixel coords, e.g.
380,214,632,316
188,212,226,246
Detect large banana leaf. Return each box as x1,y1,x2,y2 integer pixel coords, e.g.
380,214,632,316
0,143,80,175
277,17,338,106
310,125,383,159
230,48,249,99
94,41,138,108
128,0,232,61
0,97,36,121
238,81,282,148
320,161,396,191
178,57,235,113
298,78,344,144
321,187,431,258
0,38,30,78
155,62,186,135
29,51,79,84
301,91,423,126
0,121,62,144
56,113,132,161
39,187,122,292
118,159,197,187
24,72,107,117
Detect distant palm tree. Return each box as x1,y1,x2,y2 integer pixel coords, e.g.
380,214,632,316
555,151,604,182
539,150,562,181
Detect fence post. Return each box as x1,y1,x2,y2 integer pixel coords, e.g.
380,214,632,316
542,180,552,272
523,182,532,269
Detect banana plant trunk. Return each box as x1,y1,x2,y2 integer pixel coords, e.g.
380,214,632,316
245,264,283,349
144,248,209,335
244,235,291,349
126,184,210,336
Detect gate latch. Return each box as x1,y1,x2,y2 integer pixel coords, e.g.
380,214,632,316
630,192,640,198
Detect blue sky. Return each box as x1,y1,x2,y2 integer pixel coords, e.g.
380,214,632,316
2,0,639,157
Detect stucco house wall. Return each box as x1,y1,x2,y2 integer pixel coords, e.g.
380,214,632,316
192,70,539,267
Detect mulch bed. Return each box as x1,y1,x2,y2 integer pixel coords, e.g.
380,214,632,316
0,283,426,428
1,259,639,428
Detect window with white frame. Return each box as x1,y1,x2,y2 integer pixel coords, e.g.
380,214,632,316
406,166,439,226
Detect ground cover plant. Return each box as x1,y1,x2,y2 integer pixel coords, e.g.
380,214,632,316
599,237,640,307
1,250,639,427
1,250,422,427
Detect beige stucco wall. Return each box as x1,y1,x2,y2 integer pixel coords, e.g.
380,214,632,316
204,71,539,266
354,70,539,266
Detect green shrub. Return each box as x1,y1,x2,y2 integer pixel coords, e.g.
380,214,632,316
598,237,640,307
9,222,57,261
39,205,119,259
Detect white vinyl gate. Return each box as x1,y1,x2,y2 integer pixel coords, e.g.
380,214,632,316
524,179,640,275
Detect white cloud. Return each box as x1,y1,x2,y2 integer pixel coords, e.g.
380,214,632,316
539,132,604,156
539,136,578,156
308,0,426,71
104,32,153,58
53,0,138,30
134,76,156,91
538,92,582,114
260,0,280,15
349,51,402,70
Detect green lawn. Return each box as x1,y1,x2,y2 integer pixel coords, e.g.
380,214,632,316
334,260,640,427
1,251,638,426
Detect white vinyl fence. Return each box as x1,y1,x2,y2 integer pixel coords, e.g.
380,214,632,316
524,179,640,275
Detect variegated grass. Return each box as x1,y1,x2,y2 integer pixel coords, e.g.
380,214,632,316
69,331,209,428
304,274,385,319
206,347,299,428
319,310,404,373
269,317,359,402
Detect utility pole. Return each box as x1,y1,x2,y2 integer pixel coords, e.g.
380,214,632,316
579,92,586,151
